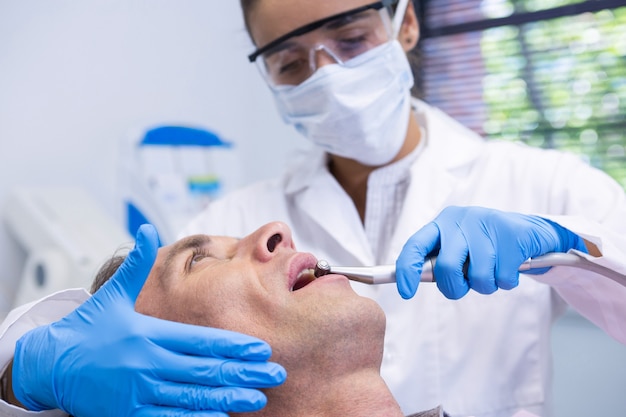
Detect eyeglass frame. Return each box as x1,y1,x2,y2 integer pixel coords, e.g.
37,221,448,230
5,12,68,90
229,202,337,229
247,0,397,63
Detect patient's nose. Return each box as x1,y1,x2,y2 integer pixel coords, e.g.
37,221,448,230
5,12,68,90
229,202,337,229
267,233,282,253
251,222,295,261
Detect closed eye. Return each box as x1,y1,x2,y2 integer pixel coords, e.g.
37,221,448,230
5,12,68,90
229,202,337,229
186,247,212,272
191,252,208,265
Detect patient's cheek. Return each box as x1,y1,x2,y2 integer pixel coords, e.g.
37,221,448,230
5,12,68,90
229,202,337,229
135,282,165,317
134,291,150,315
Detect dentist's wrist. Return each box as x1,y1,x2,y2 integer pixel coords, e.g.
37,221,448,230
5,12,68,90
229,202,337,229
582,238,601,257
538,217,589,254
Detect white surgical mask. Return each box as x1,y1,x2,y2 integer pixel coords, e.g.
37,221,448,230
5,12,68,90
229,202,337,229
270,40,415,166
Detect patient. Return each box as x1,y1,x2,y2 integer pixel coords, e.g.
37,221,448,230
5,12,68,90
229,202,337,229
91,221,446,417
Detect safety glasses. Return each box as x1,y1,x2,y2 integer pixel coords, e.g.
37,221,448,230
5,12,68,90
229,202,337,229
248,1,397,87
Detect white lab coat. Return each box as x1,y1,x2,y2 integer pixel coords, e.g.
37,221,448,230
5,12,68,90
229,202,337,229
179,99,626,417
0,100,625,417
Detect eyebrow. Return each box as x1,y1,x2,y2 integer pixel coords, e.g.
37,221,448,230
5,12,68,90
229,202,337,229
163,234,213,274
324,10,373,31
248,2,385,62
263,40,298,60
262,11,376,60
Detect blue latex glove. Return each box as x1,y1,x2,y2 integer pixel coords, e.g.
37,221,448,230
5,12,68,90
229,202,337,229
396,206,588,300
12,224,286,417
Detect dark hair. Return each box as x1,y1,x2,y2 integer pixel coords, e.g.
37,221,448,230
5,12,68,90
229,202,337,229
90,255,126,293
239,0,259,40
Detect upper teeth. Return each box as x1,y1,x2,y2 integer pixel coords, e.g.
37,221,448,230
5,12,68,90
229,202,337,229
292,268,315,291
297,269,312,278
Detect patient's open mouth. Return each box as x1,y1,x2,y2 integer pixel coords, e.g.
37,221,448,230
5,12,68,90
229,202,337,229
291,268,316,291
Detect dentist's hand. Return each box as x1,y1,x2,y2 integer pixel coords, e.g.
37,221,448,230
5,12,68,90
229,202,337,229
12,224,286,417
396,206,588,300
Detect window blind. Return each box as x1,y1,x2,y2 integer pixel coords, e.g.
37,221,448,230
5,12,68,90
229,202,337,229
418,0,626,188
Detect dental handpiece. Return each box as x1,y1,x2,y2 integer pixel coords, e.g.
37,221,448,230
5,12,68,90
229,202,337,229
313,252,626,287
313,259,435,284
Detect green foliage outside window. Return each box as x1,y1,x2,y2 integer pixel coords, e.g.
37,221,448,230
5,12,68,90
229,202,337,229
480,3,626,188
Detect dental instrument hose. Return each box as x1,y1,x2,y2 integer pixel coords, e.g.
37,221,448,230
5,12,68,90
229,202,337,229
314,253,626,288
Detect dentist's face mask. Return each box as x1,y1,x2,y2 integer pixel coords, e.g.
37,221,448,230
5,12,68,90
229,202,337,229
248,1,415,166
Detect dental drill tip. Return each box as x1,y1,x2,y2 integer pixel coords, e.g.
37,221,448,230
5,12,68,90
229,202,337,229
314,259,331,278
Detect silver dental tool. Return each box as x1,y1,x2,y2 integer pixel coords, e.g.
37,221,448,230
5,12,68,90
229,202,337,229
314,253,626,288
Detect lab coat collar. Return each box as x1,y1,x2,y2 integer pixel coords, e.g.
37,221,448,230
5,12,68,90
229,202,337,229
283,98,486,195
410,98,485,170
383,99,487,259
283,145,328,195
289,148,375,263
281,99,488,265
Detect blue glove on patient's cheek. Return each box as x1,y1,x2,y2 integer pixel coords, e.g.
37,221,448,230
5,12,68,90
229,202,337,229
12,224,286,417
396,206,588,300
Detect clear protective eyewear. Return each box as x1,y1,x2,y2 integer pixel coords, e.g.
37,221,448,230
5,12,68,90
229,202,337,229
247,1,398,87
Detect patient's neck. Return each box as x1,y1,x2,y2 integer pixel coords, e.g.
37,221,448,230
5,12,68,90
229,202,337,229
237,366,404,417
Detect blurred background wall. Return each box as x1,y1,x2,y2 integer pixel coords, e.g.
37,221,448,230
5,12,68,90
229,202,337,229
0,0,301,313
